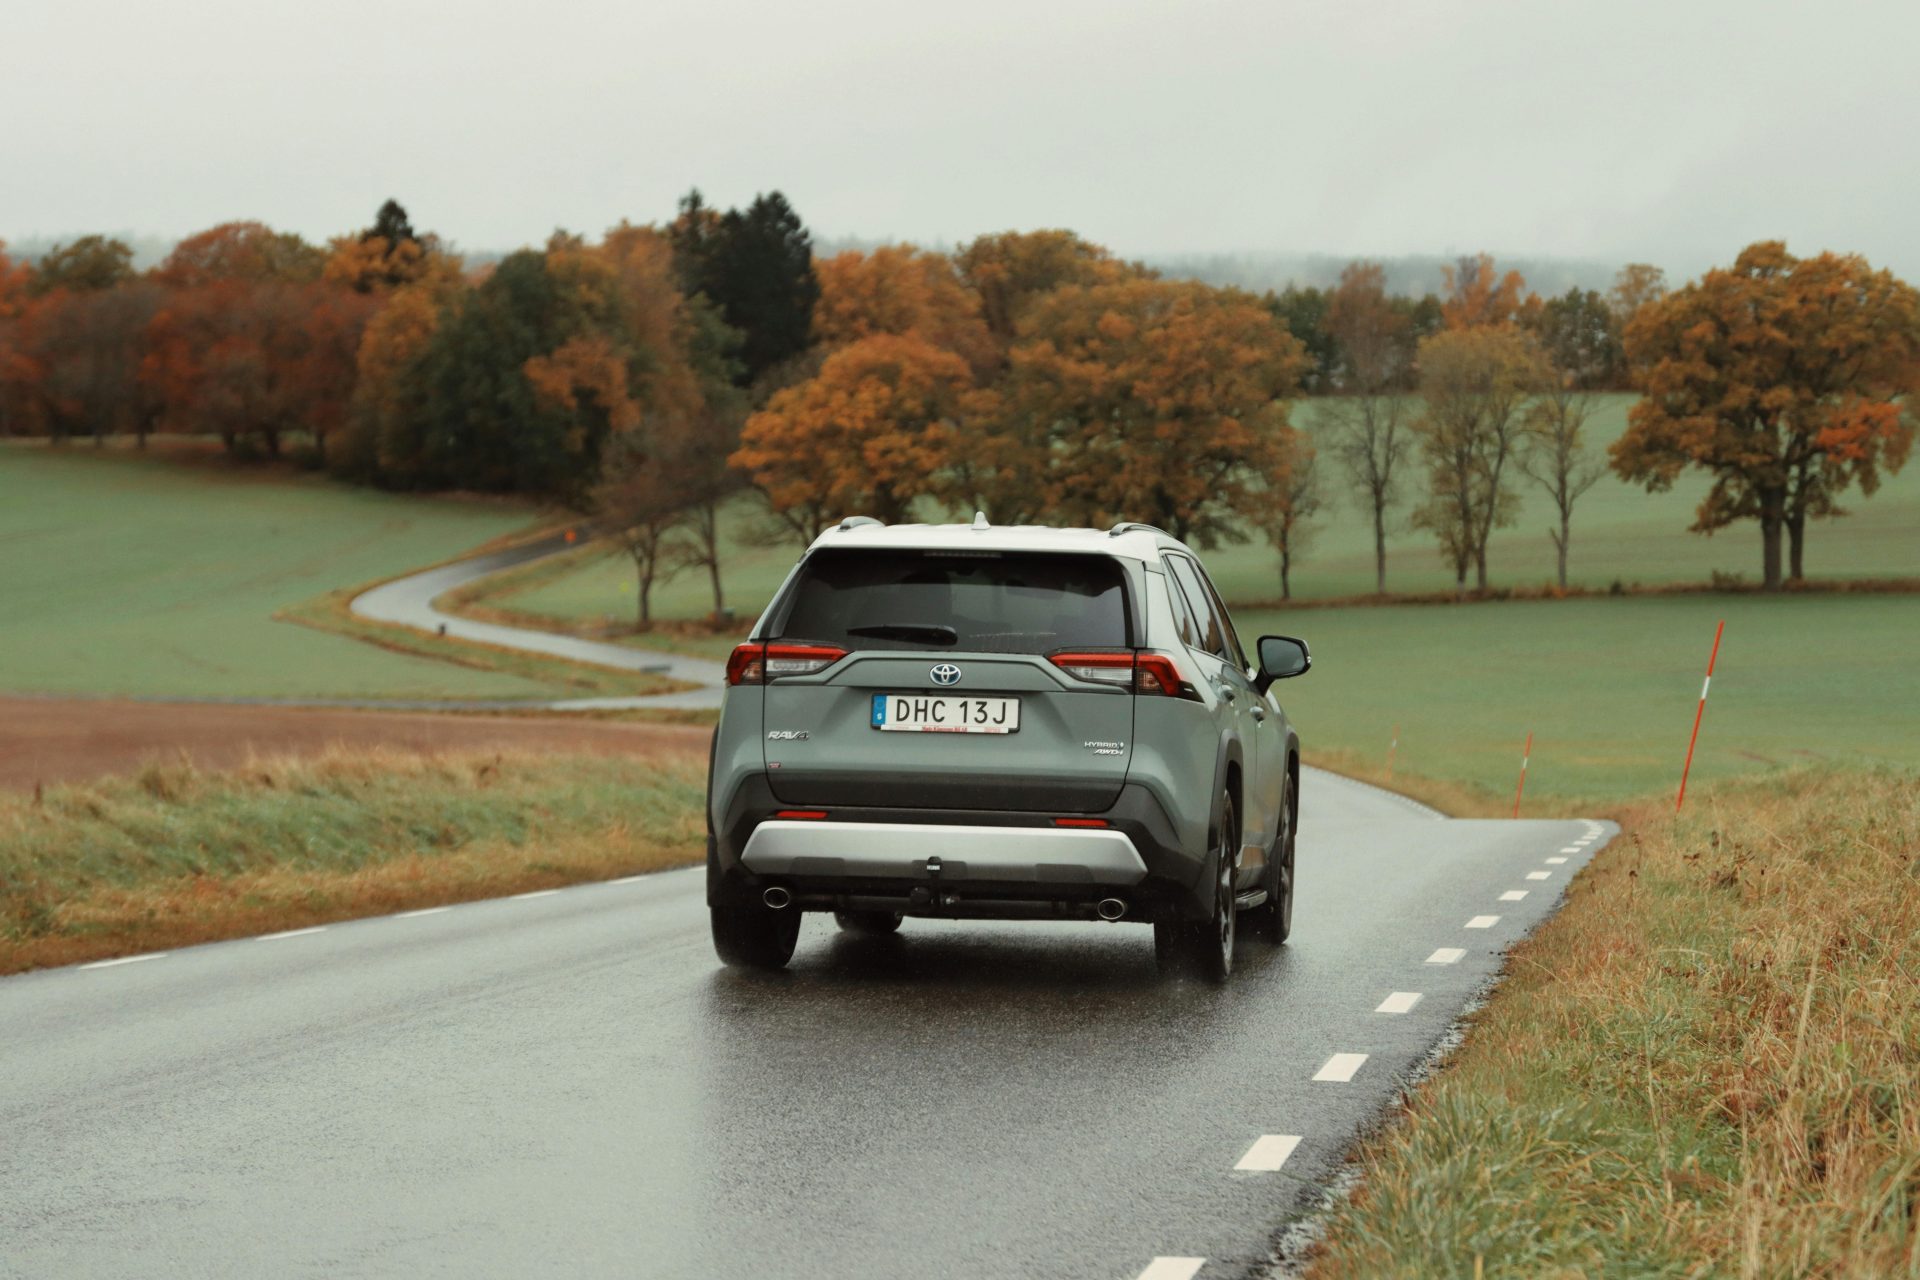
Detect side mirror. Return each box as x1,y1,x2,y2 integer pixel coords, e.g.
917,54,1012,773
1255,635,1310,692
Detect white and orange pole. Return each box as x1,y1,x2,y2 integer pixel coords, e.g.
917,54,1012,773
1675,620,1725,813
1512,731,1532,818
1385,724,1400,779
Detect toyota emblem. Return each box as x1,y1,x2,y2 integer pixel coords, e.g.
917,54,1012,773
929,663,963,686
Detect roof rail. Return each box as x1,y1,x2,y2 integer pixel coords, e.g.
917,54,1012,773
1107,521,1172,539
836,515,884,532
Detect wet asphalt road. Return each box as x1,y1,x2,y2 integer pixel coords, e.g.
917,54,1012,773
0,769,1612,1280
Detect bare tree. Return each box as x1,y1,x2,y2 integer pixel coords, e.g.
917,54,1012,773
1244,429,1325,601
1522,288,1615,586
1324,262,1412,594
592,426,694,628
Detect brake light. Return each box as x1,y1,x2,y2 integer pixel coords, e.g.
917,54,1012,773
726,643,848,685
1048,650,1200,700
1052,817,1110,828
775,810,829,820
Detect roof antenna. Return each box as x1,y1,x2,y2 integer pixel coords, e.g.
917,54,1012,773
971,510,990,531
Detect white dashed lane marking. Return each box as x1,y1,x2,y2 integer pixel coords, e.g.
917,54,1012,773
394,906,452,919
1375,991,1422,1014
1136,1258,1206,1280
1313,1053,1368,1082
1560,845,1581,853
80,953,167,970
1234,1134,1302,1172
1527,871,1551,880
1546,857,1569,864
257,927,327,942
1425,947,1466,964
1499,890,1529,902
1465,915,1500,929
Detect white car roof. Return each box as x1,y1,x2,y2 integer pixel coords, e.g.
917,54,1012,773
805,518,1178,563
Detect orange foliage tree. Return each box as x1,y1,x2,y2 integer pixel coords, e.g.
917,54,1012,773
955,229,1142,344
0,243,39,436
1441,253,1535,330
813,245,996,375
1613,241,1920,588
732,334,985,537
1000,278,1307,544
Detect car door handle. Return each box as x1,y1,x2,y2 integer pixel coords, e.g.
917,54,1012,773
1250,706,1267,722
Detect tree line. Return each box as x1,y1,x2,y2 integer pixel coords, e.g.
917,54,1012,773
1,201,1912,614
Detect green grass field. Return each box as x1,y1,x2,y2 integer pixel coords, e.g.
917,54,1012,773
0,445,554,700
1238,593,1920,802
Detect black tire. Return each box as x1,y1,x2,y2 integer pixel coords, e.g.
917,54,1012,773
1246,767,1297,945
711,901,802,970
1154,791,1236,983
834,910,903,935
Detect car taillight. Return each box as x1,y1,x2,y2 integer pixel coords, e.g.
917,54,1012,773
775,810,829,820
1052,817,1110,828
726,642,848,685
1048,650,1200,700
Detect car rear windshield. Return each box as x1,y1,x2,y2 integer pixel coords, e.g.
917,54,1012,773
772,549,1132,653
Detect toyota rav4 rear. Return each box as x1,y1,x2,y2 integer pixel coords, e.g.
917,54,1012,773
706,517,1306,981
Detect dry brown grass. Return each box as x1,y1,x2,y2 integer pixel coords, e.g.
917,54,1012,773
1307,764,1920,1278
1,745,705,974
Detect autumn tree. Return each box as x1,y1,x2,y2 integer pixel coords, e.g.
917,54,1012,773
593,424,696,627
340,280,448,482
954,229,1141,344
813,245,996,375
999,279,1308,544
155,222,325,287
325,199,440,293
1322,262,1413,592
1411,326,1550,595
1522,288,1615,585
1241,425,1324,600
0,244,38,437
1441,253,1535,330
29,236,135,296
24,282,164,446
1612,241,1920,588
1608,263,1667,329
732,334,983,538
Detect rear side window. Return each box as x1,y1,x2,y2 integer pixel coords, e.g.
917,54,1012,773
1164,555,1228,661
774,549,1131,653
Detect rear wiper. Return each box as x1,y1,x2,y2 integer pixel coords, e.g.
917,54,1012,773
845,622,959,645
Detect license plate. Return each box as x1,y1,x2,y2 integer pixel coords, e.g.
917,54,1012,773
871,694,1020,734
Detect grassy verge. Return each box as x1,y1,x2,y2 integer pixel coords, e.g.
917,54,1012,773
1307,764,1920,1277
275,585,694,699
0,747,707,974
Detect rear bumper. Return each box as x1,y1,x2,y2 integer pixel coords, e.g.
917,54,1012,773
709,774,1212,922
741,820,1149,885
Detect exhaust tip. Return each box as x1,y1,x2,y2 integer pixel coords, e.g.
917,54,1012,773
762,886,793,910
1095,897,1127,922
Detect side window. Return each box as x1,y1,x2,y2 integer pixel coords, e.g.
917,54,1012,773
1191,563,1250,671
1161,570,1198,648
1165,556,1228,662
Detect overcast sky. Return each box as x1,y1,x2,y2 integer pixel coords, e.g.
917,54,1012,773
7,0,1918,278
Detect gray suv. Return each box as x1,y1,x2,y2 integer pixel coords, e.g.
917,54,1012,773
705,516,1310,982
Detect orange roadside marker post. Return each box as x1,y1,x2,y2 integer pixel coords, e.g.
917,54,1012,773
565,528,578,545
1676,619,1725,813
1385,723,1400,779
1512,731,1532,819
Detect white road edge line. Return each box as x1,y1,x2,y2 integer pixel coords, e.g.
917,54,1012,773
1527,871,1552,880
395,906,452,919
80,953,167,970
1425,947,1465,964
509,889,561,901
606,875,651,885
257,926,328,941
1235,1134,1303,1172
1499,890,1529,902
1376,991,1422,1014
1465,915,1500,929
1136,1258,1206,1280
1313,1052,1368,1082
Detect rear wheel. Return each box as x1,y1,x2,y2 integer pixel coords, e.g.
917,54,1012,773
1246,767,1297,945
834,910,903,935
711,901,802,970
1155,792,1236,983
